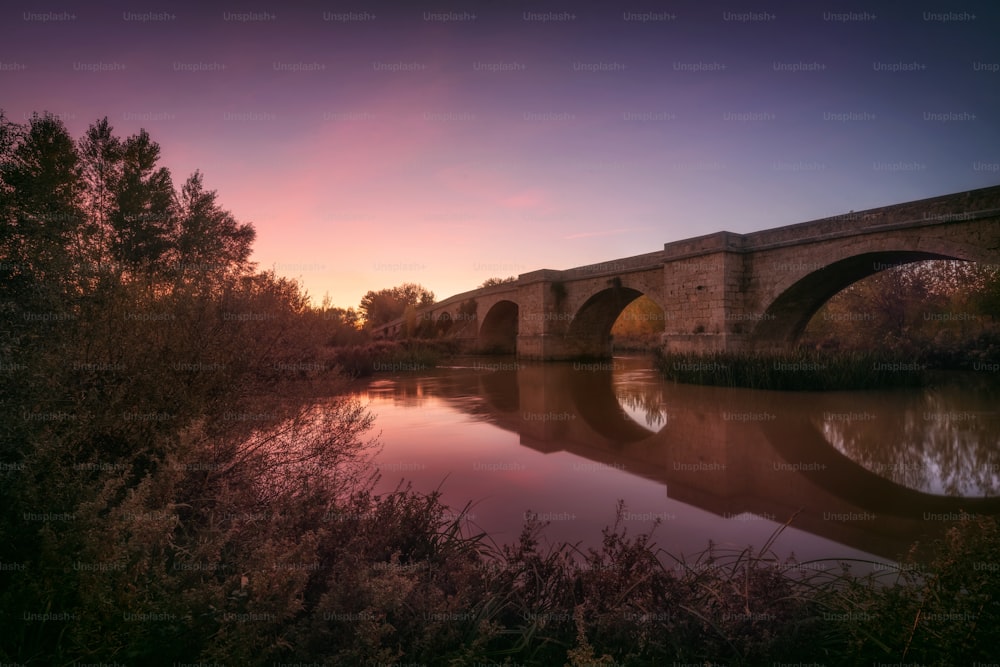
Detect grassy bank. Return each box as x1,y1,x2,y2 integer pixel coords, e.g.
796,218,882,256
323,339,460,377
655,349,929,390
5,462,997,665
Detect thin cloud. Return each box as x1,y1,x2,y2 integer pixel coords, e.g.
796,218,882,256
564,227,650,240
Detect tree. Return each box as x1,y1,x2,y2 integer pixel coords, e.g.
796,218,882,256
0,110,21,284
359,282,434,328
404,303,418,337
175,170,255,281
611,295,666,349
804,260,999,352
975,266,1000,322
458,298,478,320
78,117,123,267
110,129,177,272
1,112,84,293
315,295,364,346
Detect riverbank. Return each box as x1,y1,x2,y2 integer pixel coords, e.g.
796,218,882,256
655,349,930,390
322,339,460,377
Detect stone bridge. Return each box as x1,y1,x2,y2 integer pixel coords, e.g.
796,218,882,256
379,185,1000,359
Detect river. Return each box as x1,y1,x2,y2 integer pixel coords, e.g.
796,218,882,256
342,354,1000,567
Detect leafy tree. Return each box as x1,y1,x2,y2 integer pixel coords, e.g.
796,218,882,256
78,117,123,267
458,298,478,319
0,110,22,288
313,299,365,346
804,260,999,359
359,282,434,328
613,295,665,335
110,129,177,272
975,266,1000,321
175,170,255,281
0,112,84,299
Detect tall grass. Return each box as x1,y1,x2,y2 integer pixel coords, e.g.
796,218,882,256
655,349,928,390
277,500,999,665
5,443,996,665
324,339,459,377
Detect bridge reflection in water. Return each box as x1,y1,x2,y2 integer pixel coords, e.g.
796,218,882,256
364,356,1000,561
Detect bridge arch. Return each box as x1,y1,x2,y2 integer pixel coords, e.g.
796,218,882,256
479,300,519,353
566,285,657,359
750,239,994,348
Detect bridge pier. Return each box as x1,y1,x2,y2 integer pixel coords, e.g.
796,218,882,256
516,333,612,361
514,334,546,360
660,333,750,355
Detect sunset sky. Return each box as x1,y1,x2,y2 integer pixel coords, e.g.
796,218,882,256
2,0,998,309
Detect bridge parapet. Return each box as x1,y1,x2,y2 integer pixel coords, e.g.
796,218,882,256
517,268,565,284
744,205,1000,253
664,187,1000,262
663,231,747,259
558,249,666,280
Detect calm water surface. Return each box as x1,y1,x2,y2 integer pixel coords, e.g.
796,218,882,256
345,355,1000,565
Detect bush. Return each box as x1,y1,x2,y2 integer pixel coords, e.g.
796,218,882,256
324,339,458,377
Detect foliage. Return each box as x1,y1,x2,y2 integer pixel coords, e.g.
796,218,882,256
551,280,567,304
479,276,517,288
610,295,666,351
324,339,457,377
655,349,927,390
0,110,365,664
309,297,366,347
174,170,256,284
802,260,1000,368
806,512,1000,664
359,282,435,329
458,298,478,318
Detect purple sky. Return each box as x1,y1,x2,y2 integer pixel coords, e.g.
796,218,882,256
2,0,998,309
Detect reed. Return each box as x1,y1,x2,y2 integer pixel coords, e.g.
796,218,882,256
654,348,928,390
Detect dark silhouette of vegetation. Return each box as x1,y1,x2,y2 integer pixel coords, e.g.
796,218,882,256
551,280,568,304
359,282,434,328
655,349,928,390
0,111,369,663
458,297,478,319
324,339,459,377
3,111,997,664
310,296,367,347
479,275,517,288
802,260,1000,369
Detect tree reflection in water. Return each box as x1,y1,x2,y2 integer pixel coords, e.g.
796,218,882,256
615,382,671,430
817,375,1000,497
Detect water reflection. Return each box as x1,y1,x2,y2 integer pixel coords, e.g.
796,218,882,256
615,381,671,431
816,377,1000,496
352,356,1000,561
